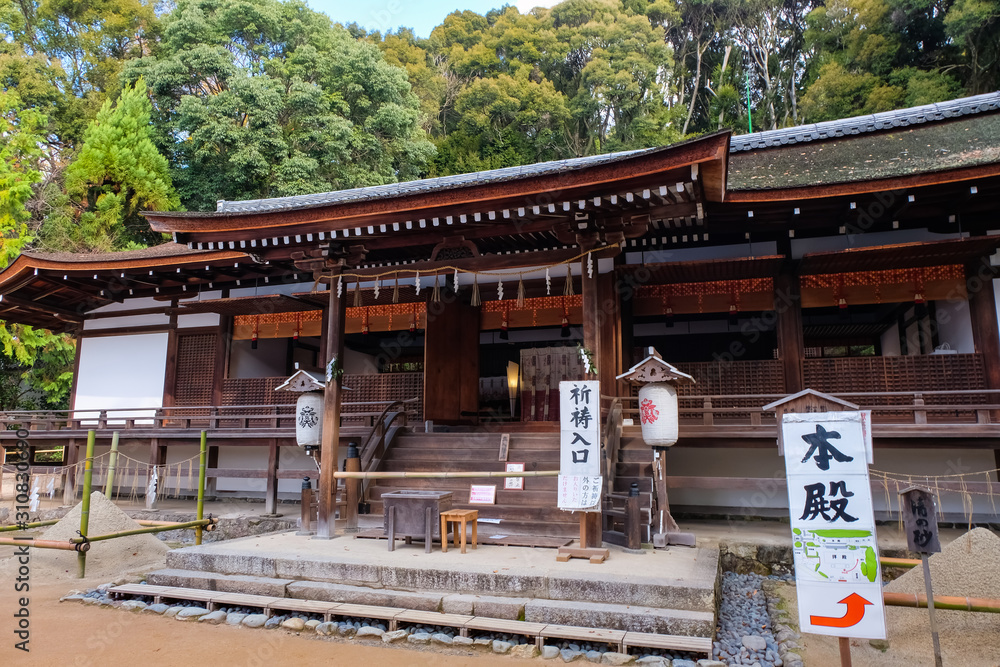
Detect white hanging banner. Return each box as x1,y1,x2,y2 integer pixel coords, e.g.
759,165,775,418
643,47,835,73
558,380,602,510
782,411,887,640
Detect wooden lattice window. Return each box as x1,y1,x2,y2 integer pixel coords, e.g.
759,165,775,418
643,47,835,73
174,333,217,406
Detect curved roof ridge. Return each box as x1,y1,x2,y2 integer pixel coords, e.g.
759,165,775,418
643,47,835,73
729,91,1000,152
215,146,655,214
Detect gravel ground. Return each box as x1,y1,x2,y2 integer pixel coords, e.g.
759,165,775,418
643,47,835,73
713,571,795,667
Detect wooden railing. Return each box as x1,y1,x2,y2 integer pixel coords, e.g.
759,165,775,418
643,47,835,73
358,398,416,504
612,389,1000,427
0,399,422,436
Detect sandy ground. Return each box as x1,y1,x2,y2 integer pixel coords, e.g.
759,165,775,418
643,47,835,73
0,575,538,666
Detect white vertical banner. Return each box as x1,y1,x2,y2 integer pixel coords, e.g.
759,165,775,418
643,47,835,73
782,411,887,640
558,380,602,511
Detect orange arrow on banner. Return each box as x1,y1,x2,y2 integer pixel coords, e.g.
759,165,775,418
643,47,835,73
810,593,873,628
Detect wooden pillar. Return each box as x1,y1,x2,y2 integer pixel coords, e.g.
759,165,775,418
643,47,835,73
317,276,346,539
264,439,280,515
581,254,603,549
212,315,232,406
597,272,622,400
162,303,180,407
966,259,1000,476
205,446,219,498
967,260,1000,391
61,438,79,506
775,273,805,394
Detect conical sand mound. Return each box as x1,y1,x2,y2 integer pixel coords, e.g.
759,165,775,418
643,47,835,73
33,491,168,581
853,528,1000,666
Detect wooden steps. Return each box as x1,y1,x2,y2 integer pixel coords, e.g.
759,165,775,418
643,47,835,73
363,428,657,540
107,584,713,656
368,430,574,536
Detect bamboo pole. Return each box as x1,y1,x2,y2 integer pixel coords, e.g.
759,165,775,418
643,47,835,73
883,591,1000,613
881,557,920,569
0,537,90,551
78,430,95,578
196,431,207,546
103,431,120,496
69,518,216,544
332,470,560,480
0,519,59,532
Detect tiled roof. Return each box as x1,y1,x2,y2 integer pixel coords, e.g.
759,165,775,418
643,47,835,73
216,148,653,214
729,92,1000,152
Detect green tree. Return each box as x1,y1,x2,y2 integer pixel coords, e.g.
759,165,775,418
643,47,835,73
43,78,178,252
945,0,1000,94
433,70,572,173
0,91,74,409
125,0,434,211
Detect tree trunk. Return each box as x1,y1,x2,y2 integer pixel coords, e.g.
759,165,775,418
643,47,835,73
682,41,705,136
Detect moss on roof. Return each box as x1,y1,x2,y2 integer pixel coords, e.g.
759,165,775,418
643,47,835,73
728,114,1000,191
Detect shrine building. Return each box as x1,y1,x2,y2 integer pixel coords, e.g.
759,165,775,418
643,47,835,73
2,92,1000,539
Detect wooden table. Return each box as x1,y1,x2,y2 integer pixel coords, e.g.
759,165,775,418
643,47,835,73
440,509,478,554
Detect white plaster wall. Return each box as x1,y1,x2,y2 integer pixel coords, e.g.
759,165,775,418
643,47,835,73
89,297,162,314
934,298,975,353
83,312,170,330
216,446,267,493
162,445,201,493
665,446,999,517
74,333,169,415
279,446,318,493
178,313,221,328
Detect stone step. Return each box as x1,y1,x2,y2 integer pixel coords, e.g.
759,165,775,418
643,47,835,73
525,598,715,637
164,543,718,612
143,568,712,636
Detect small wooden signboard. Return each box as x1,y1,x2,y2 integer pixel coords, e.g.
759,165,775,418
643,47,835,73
900,486,942,554
469,484,496,505
504,462,525,490
498,433,510,462
899,485,943,667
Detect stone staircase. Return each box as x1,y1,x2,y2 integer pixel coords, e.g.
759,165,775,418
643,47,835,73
144,530,720,653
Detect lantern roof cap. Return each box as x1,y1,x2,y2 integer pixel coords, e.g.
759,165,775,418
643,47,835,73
274,369,325,392
616,347,695,385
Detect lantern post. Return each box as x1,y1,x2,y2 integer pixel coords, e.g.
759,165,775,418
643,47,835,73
616,347,697,547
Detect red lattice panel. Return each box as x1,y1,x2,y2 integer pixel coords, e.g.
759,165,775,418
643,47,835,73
175,333,217,407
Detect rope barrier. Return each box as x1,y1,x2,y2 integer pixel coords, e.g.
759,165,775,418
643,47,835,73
313,245,615,282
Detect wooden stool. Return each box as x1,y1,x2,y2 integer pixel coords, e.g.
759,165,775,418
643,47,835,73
440,509,478,554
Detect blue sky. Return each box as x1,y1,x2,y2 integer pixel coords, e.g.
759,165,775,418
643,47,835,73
306,0,560,38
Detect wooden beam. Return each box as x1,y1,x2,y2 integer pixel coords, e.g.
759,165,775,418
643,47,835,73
346,246,621,280
317,267,346,539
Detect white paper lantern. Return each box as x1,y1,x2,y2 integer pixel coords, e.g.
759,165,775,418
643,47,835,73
637,382,679,447
295,392,324,447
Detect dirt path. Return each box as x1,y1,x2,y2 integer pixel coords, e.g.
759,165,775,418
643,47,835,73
0,556,536,666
